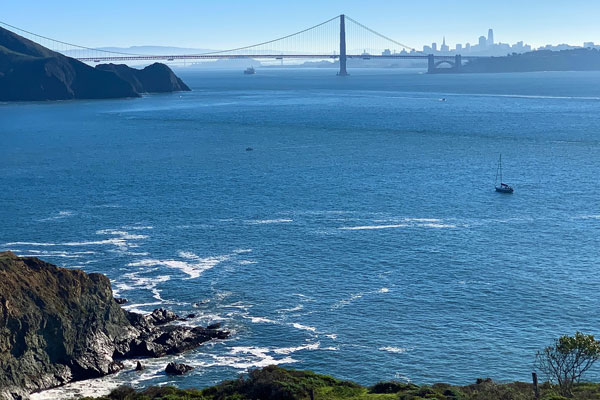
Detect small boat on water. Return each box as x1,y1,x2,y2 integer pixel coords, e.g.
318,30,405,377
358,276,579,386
495,154,514,193
243,66,255,75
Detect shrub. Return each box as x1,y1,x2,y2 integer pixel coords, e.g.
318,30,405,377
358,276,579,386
370,381,418,393
535,332,600,397
108,386,136,400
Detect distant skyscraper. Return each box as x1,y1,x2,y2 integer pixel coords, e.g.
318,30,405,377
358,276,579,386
441,37,449,52
465,43,471,51
478,36,487,47
432,42,437,52
456,43,463,52
488,29,494,46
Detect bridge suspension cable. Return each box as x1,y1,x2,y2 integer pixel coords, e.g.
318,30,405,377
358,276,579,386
0,15,428,62
0,20,145,57
197,15,340,56
345,16,425,55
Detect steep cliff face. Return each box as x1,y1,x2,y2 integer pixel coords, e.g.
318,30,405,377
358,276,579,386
0,27,190,101
0,252,136,399
0,252,228,399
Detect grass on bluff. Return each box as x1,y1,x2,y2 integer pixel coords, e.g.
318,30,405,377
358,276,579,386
81,365,600,400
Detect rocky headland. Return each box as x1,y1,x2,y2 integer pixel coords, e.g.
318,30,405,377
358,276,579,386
0,252,228,400
95,63,189,94
0,27,190,101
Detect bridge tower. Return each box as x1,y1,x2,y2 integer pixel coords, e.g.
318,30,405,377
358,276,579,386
427,54,435,73
338,14,348,76
454,54,462,72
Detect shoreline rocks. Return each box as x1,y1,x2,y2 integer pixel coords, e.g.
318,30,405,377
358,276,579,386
0,252,229,400
165,362,194,375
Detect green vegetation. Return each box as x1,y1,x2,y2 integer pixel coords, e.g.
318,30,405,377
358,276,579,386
536,332,600,397
82,365,600,400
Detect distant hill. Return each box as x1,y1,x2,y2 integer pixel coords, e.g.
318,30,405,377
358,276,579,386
62,46,216,58
96,63,189,93
0,27,190,101
462,48,600,73
98,45,215,55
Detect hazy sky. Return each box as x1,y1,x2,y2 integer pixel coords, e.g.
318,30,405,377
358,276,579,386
2,0,598,50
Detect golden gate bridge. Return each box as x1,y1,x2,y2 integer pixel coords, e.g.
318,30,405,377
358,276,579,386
0,15,485,74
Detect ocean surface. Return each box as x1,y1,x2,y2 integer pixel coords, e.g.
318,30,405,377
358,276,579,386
2,68,600,397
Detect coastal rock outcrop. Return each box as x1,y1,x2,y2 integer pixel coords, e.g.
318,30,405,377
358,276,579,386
0,252,228,400
0,26,190,101
165,362,194,375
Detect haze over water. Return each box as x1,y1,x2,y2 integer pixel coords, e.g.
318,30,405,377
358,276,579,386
2,69,600,397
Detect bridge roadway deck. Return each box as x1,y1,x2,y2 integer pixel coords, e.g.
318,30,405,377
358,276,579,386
76,54,483,62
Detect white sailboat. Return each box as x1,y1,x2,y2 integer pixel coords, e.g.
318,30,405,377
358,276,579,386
495,154,514,193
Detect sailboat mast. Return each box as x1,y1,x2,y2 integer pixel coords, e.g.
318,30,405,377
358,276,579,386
499,154,503,183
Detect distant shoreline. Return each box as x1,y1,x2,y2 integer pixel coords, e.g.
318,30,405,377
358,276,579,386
433,48,600,74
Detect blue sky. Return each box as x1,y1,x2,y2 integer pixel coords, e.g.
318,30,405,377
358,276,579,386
2,0,599,49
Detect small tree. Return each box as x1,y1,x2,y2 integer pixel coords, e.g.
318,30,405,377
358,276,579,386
535,332,600,397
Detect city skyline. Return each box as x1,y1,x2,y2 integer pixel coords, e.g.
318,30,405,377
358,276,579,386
420,28,534,56
2,0,600,50
379,27,598,58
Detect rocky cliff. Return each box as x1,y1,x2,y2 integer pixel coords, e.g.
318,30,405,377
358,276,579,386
0,252,227,399
0,27,190,101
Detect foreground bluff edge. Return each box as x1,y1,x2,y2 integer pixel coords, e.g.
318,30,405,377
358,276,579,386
0,252,228,400
0,26,189,101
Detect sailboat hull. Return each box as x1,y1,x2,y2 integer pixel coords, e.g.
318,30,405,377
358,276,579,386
495,186,514,194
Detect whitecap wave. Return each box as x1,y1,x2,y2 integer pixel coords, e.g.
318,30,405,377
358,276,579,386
38,211,74,222
128,249,251,279
339,217,457,230
4,228,147,250
290,322,317,333
394,372,413,382
273,342,320,355
246,218,293,224
208,346,297,369
332,292,364,309
233,248,253,254
333,287,390,309
121,301,167,314
96,229,149,240
379,346,412,354
114,272,170,301
419,223,456,228
245,316,278,324
30,360,136,399
575,214,600,220
278,305,304,313
339,224,408,230
122,225,154,230
9,250,96,258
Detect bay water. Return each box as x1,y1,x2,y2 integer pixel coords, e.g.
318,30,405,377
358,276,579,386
1,68,600,396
